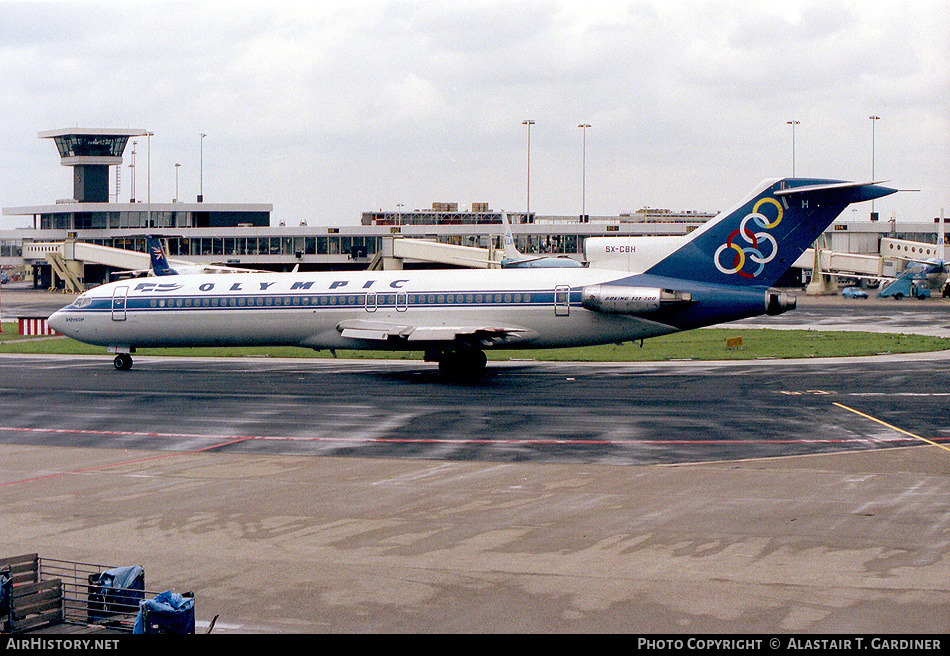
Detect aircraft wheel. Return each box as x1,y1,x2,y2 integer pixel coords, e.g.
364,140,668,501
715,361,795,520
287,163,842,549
467,349,488,375
438,356,454,375
438,347,487,381
114,354,133,371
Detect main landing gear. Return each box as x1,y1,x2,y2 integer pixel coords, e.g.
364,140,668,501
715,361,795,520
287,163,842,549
113,353,133,370
428,344,488,381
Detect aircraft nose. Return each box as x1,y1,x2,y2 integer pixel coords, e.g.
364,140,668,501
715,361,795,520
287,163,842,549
47,310,66,334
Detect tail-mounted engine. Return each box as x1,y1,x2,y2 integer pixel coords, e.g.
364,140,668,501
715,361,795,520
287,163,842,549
581,285,693,315
766,288,796,315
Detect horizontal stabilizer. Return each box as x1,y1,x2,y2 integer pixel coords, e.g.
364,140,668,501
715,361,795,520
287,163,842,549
773,180,896,204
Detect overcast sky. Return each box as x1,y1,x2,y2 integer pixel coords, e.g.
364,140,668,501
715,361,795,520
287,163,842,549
1,0,947,228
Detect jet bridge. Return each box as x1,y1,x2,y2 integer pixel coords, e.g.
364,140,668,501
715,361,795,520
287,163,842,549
796,236,945,295
26,239,190,291
26,240,150,292
378,237,502,270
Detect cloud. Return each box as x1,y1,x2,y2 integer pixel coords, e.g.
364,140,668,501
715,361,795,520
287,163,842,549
0,0,946,226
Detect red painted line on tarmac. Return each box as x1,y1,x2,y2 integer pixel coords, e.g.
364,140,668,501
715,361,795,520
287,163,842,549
3,421,945,487
0,431,255,488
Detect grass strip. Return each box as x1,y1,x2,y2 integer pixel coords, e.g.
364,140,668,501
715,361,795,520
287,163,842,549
2,322,947,361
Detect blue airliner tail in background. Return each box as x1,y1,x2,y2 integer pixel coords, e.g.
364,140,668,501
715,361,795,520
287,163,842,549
146,235,178,276
145,235,267,276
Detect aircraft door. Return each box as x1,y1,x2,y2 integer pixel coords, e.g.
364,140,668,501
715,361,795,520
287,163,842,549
111,286,128,321
396,292,408,312
554,285,570,316
365,293,377,313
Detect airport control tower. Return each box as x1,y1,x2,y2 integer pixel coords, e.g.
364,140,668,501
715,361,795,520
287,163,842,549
39,128,146,203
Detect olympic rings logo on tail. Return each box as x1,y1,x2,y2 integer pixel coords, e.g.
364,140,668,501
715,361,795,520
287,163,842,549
714,197,784,278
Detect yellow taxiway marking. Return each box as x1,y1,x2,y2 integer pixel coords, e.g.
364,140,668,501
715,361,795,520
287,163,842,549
833,401,950,454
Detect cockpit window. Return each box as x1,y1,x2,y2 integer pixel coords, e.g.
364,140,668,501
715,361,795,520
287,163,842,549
73,294,90,308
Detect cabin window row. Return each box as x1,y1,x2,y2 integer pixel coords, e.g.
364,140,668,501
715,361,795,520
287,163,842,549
145,293,536,308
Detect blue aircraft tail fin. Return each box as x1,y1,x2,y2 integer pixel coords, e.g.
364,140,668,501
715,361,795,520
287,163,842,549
146,235,178,276
645,178,897,286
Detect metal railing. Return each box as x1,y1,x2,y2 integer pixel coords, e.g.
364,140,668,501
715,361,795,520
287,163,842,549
39,558,157,632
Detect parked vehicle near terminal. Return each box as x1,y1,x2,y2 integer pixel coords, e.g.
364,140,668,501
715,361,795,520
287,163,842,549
878,277,931,300
841,286,868,299
878,260,944,300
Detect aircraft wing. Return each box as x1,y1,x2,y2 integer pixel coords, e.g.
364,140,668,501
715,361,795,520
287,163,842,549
168,261,268,274
115,268,152,278
336,319,532,345
449,254,498,267
892,256,947,268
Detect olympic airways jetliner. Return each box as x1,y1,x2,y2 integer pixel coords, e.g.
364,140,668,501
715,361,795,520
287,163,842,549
48,177,896,379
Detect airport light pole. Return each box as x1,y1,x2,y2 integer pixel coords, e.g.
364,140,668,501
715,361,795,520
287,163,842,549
869,115,880,216
175,163,180,202
129,141,136,203
786,120,799,177
578,124,590,220
146,132,153,227
522,120,535,219
199,133,206,202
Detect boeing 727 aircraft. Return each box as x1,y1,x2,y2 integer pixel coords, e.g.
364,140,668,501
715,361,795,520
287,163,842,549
500,211,585,268
147,235,196,276
48,177,896,379
145,235,267,276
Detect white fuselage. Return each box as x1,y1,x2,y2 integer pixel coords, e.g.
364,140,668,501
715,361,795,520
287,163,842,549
48,267,683,352
46,177,898,372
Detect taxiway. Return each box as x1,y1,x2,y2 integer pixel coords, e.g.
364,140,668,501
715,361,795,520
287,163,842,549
0,288,948,633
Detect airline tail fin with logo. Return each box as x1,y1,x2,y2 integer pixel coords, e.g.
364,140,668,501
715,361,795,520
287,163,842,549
501,210,522,260
644,178,897,287
146,235,178,276
500,211,584,268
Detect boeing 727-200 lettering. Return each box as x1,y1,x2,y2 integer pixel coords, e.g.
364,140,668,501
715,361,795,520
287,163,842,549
48,177,897,379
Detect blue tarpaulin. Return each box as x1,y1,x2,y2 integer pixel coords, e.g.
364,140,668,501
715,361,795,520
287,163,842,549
89,565,144,622
99,566,144,605
133,591,195,634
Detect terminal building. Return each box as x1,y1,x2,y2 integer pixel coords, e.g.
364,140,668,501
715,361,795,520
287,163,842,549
1,127,946,292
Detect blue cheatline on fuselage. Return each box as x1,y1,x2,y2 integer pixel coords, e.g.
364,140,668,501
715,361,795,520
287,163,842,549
47,177,898,376
72,273,770,331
